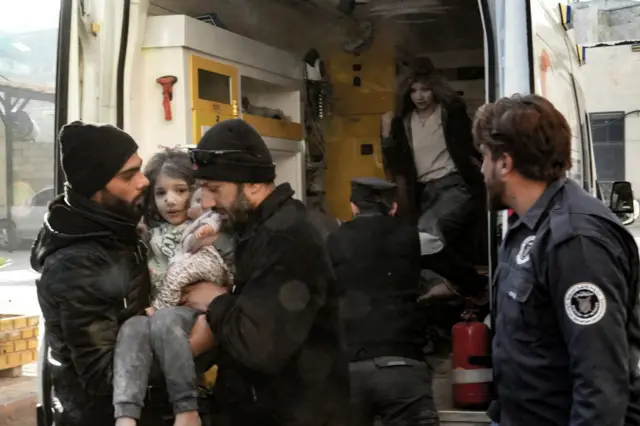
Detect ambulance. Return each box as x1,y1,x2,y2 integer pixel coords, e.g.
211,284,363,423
36,0,636,425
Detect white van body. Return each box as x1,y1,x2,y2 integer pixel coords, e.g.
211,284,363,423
37,1,597,425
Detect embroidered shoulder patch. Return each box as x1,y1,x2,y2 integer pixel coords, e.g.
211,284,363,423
564,282,606,326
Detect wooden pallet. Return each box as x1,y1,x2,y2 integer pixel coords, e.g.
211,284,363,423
0,314,39,376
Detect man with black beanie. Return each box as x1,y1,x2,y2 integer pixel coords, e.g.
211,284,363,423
181,119,350,426
30,121,171,426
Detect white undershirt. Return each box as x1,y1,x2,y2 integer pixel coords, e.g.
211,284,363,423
410,107,457,182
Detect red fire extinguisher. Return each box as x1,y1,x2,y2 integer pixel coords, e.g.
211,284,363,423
451,310,492,409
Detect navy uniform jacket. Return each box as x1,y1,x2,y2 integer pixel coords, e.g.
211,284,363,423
492,178,640,426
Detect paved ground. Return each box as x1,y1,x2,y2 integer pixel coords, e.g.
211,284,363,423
0,249,40,426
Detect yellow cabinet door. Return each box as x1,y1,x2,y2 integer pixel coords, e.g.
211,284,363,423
190,55,239,117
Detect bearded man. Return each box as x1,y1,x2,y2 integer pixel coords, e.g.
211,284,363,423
473,94,640,426
32,122,176,425
181,119,350,426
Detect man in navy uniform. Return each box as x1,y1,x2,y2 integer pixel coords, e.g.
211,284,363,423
473,94,640,426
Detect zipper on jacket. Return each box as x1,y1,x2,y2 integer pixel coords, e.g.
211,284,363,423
251,385,257,402
134,240,146,265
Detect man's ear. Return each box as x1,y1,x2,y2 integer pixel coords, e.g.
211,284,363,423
498,153,514,177
389,202,398,217
244,183,261,195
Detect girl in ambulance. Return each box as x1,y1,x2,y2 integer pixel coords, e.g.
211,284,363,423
380,68,486,264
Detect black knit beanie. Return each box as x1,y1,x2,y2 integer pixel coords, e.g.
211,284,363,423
193,119,275,183
59,121,139,197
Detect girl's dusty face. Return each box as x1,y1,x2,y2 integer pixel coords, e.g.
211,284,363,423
154,173,191,225
410,81,434,111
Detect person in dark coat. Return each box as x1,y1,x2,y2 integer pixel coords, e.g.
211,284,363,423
381,69,487,265
181,119,350,426
31,122,176,426
326,177,439,426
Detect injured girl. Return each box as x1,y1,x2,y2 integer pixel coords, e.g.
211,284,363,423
113,149,234,426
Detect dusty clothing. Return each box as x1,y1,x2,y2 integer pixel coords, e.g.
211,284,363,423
114,211,232,418
147,211,233,308
31,187,171,426
155,246,232,309
410,107,456,182
147,221,189,289
113,307,204,419
205,183,350,426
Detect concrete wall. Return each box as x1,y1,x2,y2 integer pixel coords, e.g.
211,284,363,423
574,0,640,44
582,43,640,190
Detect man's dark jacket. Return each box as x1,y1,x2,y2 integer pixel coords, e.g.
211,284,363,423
205,183,350,426
326,213,426,362
31,188,159,426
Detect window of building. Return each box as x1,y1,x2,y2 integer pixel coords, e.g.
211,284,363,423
1,1,60,253
589,111,625,201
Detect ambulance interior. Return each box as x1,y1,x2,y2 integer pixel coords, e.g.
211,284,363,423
141,0,490,416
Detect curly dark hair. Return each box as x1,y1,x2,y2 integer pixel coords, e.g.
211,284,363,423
472,94,572,183
394,69,460,120
142,148,194,226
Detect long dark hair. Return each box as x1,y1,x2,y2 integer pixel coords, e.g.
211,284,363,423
394,70,460,120
142,148,194,226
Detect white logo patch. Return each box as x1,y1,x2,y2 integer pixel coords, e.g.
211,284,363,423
516,235,536,265
564,282,607,326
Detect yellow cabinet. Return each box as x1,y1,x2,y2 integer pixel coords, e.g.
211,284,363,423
243,114,303,141
324,134,386,221
190,55,239,117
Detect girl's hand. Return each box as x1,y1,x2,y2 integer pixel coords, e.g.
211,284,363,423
145,307,157,316
186,234,218,253
195,224,215,239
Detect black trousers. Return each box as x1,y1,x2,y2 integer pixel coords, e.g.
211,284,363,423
348,356,440,426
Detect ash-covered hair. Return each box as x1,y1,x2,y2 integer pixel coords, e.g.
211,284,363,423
142,148,194,226
472,94,572,183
